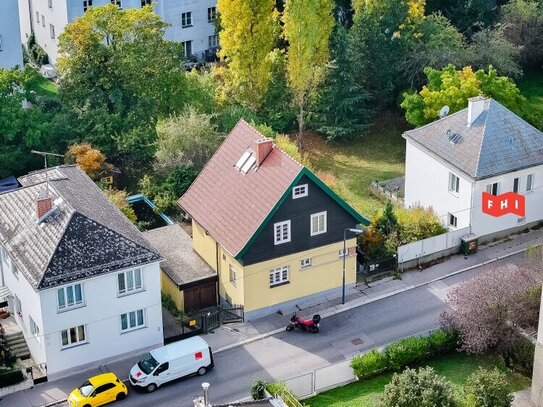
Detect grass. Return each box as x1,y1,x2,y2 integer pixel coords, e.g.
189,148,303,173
306,352,530,407
304,113,407,219
29,73,59,98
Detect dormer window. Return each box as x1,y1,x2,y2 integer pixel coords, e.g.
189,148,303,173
293,184,308,199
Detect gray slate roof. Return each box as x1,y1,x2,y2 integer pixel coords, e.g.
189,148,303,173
0,165,161,290
143,224,215,286
403,99,543,180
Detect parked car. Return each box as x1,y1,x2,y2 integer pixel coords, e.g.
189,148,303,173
67,372,127,407
129,336,214,392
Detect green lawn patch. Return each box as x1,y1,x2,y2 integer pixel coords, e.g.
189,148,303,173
306,352,530,407
29,73,59,98
304,114,407,219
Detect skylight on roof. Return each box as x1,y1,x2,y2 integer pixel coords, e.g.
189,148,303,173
235,151,251,170
240,155,257,174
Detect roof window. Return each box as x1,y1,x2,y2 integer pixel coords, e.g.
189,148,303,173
235,151,251,170
235,150,257,174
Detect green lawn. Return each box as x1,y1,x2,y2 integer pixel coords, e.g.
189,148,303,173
29,73,59,98
304,114,407,219
307,353,530,407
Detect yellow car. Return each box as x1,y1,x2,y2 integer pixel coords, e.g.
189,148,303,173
68,372,128,407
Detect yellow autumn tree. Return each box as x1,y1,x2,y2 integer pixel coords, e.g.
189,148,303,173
65,143,106,180
217,0,278,110
283,0,334,147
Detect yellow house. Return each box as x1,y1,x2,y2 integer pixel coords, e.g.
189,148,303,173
179,120,369,320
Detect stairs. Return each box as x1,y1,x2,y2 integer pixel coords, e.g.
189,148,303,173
5,331,31,360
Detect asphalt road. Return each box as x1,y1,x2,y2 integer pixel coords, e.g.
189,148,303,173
52,253,527,407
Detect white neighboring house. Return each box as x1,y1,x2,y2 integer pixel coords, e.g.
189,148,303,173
0,165,163,380
18,0,218,65
404,96,543,238
531,286,543,406
0,0,24,69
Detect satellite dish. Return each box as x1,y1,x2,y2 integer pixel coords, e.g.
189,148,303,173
439,105,450,118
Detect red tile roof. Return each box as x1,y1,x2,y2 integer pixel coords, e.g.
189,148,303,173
178,120,303,257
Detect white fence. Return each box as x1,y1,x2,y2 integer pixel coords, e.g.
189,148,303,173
397,227,470,266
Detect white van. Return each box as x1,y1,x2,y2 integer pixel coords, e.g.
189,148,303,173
129,336,214,392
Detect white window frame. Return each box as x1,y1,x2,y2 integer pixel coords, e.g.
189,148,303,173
110,0,121,7
486,182,499,196
117,268,143,296
36,12,39,24
0,35,2,52
448,173,459,194
83,0,93,12
208,6,216,23
120,309,145,333
49,24,55,39
208,35,219,48
310,211,327,236
274,220,291,245
448,213,458,228
300,258,312,268
527,174,534,192
141,0,151,6
61,325,87,348
269,266,289,287
513,177,519,193
181,40,192,58
181,12,192,28
292,184,308,199
29,315,40,342
229,264,237,286
48,0,53,9
42,15,45,28
57,283,84,311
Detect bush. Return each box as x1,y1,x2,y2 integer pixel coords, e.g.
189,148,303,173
508,335,535,375
250,377,268,400
378,367,459,407
0,369,24,388
464,368,513,407
351,349,388,379
427,329,459,355
385,336,430,370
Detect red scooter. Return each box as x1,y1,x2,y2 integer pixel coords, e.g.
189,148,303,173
286,313,321,333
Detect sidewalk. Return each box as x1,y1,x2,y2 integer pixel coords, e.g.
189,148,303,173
3,227,542,407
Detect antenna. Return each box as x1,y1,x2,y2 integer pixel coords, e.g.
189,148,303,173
31,150,64,196
439,106,450,118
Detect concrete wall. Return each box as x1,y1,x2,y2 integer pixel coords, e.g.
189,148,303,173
242,239,357,318
0,0,24,69
39,262,163,378
404,140,473,230
161,269,184,311
471,164,543,237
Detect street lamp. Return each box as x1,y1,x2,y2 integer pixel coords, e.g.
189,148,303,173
342,227,364,305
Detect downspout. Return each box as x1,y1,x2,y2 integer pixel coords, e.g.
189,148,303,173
469,178,475,234
215,241,220,306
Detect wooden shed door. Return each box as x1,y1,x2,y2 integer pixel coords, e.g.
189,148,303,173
184,282,217,311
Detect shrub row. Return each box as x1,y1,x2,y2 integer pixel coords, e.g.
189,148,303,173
351,329,458,379
0,369,24,388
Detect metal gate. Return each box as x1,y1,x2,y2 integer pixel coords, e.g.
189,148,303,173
221,305,244,324
204,308,221,333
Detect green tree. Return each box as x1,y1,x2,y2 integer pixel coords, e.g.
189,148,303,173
311,26,371,140
217,0,278,110
464,368,513,407
375,201,399,237
425,0,494,35
102,188,137,224
0,68,52,178
401,65,525,126
283,0,334,146
155,107,222,173
378,367,459,407
57,4,188,169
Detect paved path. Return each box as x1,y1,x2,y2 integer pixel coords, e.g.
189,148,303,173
2,228,541,407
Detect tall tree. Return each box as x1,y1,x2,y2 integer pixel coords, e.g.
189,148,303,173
57,5,188,170
401,65,525,126
311,26,371,140
283,0,334,146
217,0,278,110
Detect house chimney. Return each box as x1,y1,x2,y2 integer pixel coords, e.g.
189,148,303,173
255,138,273,167
36,194,52,219
467,96,485,127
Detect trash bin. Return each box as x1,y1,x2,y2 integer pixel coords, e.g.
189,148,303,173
460,234,478,255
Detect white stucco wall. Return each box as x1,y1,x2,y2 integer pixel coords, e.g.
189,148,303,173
0,0,24,69
532,287,543,406
17,0,32,45
471,164,543,237
1,246,47,367
21,0,217,65
404,140,473,230
40,262,163,378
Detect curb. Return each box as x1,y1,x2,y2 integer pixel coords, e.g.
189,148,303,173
215,244,537,354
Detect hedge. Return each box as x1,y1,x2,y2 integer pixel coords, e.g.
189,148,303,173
351,329,458,379
0,369,25,388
